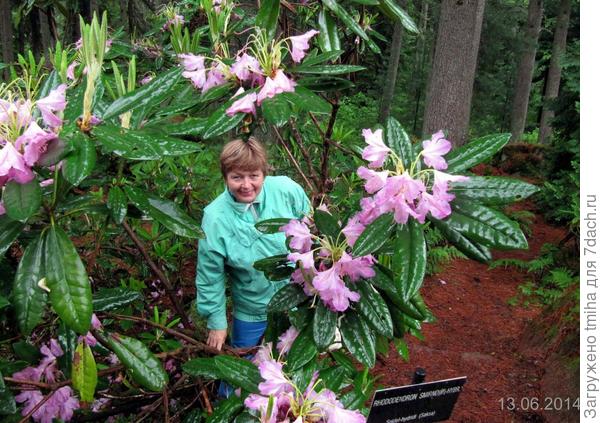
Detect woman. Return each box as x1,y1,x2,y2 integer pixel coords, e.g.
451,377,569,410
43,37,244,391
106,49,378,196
195,137,310,353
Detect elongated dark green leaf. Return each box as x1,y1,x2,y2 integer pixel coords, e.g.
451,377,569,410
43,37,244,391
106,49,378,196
94,125,202,160
182,357,223,380
267,284,308,313
125,187,203,239
340,310,376,368
255,218,289,234
38,70,61,100
12,236,46,335
320,366,348,392
106,333,168,391
3,180,41,222
317,10,341,52
394,220,426,301
255,0,280,40
445,133,511,173
0,215,24,256
385,117,415,168
214,356,261,394
451,176,539,205
0,370,16,415
157,117,208,136
102,67,182,120
449,201,528,250
62,134,96,186
44,225,92,334
107,186,127,223
261,95,291,127
287,325,318,371
281,87,331,114
92,287,143,312
313,209,341,239
411,293,435,323
253,254,289,272
298,76,354,92
293,65,366,75
322,0,381,54
355,282,393,338
379,0,419,32
234,412,260,423
207,394,244,423
58,322,78,379
352,213,395,256
300,50,344,67
202,104,245,139
72,341,97,402
381,291,424,321
312,301,337,350
0,296,8,310
388,305,421,331
431,216,492,263
288,305,311,330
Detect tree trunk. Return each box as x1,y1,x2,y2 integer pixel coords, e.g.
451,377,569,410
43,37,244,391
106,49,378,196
39,7,54,62
378,0,407,123
29,8,43,59
510,0,544,142
422,0,486,146
119,0,130,35
0,0,13,79
411,0,430,132
538,0,571,144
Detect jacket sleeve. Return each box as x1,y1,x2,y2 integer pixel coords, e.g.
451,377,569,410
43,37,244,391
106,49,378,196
290,179,311,218
195,213,228,330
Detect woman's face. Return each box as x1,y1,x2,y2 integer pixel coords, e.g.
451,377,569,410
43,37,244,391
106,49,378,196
226,169,265,203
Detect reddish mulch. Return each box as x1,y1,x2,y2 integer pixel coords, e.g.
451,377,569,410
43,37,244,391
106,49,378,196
372,202,569,423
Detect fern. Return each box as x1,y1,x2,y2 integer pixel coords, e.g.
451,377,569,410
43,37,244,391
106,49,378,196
488,258,529,270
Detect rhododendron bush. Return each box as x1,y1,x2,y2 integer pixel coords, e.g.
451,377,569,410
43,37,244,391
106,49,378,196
0,1,540,422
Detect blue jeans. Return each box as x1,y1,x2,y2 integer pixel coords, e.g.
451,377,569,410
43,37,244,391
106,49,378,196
218,318,267,398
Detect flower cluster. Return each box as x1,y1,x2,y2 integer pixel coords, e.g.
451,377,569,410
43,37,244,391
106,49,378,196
178,29,319,117
12,339,80,423
245,327,365,423
355,129,468,226
282,213,376,313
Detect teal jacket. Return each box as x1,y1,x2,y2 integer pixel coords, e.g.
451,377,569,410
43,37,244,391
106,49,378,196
195,176,310,330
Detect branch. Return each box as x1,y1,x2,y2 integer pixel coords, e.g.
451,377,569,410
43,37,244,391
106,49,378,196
320,98,340,194
121,219,192,329
289,119,320,188
272,126,317,194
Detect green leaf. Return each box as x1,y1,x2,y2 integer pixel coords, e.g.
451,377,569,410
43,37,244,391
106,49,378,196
352,213,395,256
0,215,24,257
378,0,419,33
3,180,41,222
385,117,415,168
394,220,426,301
253,254,289,272
12,341,41,362
445,133,511,173
94,125,202,160
92,287,143,312
313,209,341,239
293,65,366,75
0,371,16,415
261,95,291,127
267,284,308,313
107,186,127,224
288,305,311,330
58,322,78,379
431,217,492,263
37,70,61,100
44,225,92,334
355,282,393,338
234,411,260,423
298,76,354,92
102,67,182,120
313,301,337,350
340,310,376,367
281,87,331,114
320,366,348,392
287,324,318,371
72,341,97,402
125,187,203,239
202,103,245,139
255,0,280,41
62,133,96,186
322,0,381,54
317,10,341,52
300,50,344,67
394,338,410,362
214,356,261,394
157,117,208,136
0,296,8,310
12,236,47,335
451,176,540,205
255,218,289,234
207,394,244,423
182,357,223,380
448,201,528,250
105,332,168,391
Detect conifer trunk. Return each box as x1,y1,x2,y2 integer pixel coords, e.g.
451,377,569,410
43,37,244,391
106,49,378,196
0,0,13,79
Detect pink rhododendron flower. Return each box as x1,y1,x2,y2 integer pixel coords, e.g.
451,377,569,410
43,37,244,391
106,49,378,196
257,70,296,105
163,14,184,30
288,250,314,270
313,266,360,312
289,30,319,63
78,313,102,346
140,75,154,85
338,252,376,282
36,84,67,128
179,53,207,89
16,386,80,423
66,61,78,80
341,215,365,247
281,219,312,253
0,99,32,128
356,166,388,194
0,142,35,186
230,53,263,84
257,360,294,396
203,62,228,93
361,128,390,168
226,88,258,116
357,196,381,225
432,170,469,190
252,342,273,365
422,130,452,170
276,326,299,355
15,121,58,166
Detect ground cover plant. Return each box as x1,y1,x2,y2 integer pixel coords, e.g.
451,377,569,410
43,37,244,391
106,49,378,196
0,1,577,422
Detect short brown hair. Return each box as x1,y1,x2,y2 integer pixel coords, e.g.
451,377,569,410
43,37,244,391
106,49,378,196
220,137,268,177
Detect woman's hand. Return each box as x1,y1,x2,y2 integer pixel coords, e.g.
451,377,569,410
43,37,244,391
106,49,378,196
207,329,227,350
